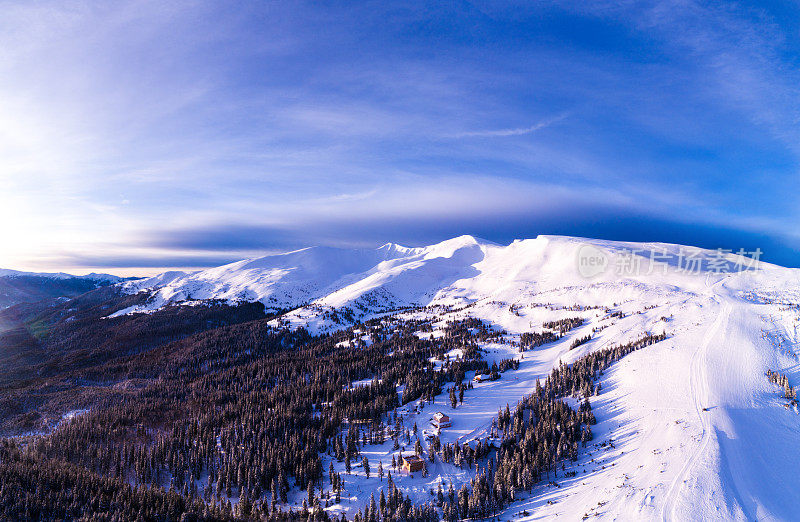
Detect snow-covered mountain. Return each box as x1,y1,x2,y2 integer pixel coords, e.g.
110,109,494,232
115,234,778,325
112,235,800,520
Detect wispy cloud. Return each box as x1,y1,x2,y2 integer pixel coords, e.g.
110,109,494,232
450,113,570,138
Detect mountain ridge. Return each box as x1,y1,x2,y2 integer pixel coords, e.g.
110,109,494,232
113,234,782,324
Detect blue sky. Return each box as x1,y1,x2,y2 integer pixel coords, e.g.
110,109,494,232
1,1,799,275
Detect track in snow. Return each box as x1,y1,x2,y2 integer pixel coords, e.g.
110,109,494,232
660,290,730,521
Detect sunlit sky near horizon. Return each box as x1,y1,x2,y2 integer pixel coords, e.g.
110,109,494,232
1,0,800,277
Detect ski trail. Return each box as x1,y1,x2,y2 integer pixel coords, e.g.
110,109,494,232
660,293,730,521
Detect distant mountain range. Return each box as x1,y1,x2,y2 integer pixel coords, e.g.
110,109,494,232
0,269,124,310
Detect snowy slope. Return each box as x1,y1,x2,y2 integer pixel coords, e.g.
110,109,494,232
115,242,424,315
113,235,800,520
475,268,800,522
116,236,488,315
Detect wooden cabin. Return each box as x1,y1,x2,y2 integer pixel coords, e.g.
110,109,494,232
432,411,452,428
400,454,425,473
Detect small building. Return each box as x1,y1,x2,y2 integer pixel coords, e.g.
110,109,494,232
432,412,452,428
474,371,499,383
400,454,425,473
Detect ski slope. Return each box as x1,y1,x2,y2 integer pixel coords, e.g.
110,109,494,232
114,235,800,520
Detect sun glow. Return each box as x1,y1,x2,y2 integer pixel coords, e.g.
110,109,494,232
0,188,39,269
